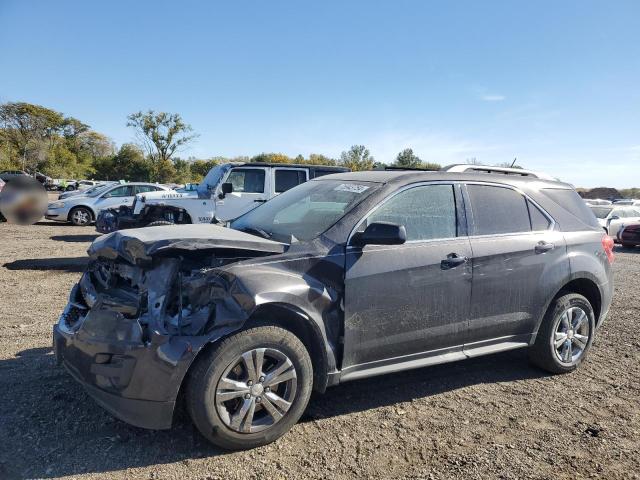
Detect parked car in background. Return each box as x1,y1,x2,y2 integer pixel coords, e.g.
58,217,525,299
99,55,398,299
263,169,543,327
58,181,117,200
54,168,613,450
584,198,612,206
612,199,638,205
618,223,640,248
46,182,170,226
589,205,640,238
95,162,349,233
0,170,29,182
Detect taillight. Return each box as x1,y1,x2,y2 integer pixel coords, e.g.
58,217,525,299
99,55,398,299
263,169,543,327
602,234,615,264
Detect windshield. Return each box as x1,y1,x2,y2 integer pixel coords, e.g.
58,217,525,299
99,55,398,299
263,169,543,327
197,164,232,196
230,179,379,243
590,206,613,219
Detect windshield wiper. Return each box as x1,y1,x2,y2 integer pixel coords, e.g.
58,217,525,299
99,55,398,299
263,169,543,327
240,227,272,239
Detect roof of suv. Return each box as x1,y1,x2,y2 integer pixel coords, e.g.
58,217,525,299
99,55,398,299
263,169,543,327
313,169,573,190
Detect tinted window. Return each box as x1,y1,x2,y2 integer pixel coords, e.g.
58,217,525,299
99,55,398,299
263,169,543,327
527,200,551,230
314,169,339,178
275,170,306,193
543,188,600,227
227,169,265,193
468,185,530,235
365,184,457,241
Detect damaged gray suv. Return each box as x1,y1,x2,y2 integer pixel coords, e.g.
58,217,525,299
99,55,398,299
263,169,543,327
53,170,614,450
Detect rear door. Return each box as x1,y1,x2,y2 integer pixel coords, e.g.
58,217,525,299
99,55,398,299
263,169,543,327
463,183,567,350
215,167,269,221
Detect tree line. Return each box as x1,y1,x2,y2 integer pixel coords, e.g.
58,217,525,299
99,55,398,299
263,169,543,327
0,101,458,184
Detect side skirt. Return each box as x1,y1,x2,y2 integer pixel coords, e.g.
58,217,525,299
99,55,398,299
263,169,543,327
336,334,532,384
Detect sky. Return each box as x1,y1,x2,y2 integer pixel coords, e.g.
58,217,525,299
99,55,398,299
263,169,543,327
1,1,639,188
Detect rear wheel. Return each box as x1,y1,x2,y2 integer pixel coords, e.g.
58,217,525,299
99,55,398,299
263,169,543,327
529,293,595,374
69,207,92,226
187,326,313,450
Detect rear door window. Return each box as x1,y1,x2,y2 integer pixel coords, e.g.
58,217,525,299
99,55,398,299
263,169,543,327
275,169,307,193
467,184,531,235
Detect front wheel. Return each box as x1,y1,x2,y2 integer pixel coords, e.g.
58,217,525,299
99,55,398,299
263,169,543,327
187,326,313,450
69,207,92,226
529,293,596,374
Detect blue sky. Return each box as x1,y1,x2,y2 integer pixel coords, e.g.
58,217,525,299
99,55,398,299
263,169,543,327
1,1,639,188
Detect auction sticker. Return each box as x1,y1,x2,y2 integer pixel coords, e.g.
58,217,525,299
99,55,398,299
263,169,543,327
334,184,369,193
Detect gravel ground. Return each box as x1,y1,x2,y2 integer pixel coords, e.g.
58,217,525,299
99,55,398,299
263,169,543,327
0,219,639,480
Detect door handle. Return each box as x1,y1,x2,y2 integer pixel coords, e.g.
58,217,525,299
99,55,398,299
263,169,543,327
535,241,555,253
254,199,267,203
441,253,469,270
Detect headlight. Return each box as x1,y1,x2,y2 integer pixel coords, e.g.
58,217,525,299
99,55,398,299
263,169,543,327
49,201,65,209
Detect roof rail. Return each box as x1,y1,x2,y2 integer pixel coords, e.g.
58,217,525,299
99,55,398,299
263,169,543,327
382,166,440,171
440,164,557,181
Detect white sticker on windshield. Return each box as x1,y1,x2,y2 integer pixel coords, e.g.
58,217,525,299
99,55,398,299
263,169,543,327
334,184,369,194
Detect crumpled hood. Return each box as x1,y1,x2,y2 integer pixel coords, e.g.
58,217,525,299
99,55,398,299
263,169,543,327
88,224,286,265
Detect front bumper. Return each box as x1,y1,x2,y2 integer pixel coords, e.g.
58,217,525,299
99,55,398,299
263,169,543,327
45,209,68,221
53,283,206,430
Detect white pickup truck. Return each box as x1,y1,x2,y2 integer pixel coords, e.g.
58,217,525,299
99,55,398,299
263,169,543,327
96,162,349,233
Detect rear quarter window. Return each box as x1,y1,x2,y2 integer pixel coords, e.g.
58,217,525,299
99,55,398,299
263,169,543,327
540,188,600,228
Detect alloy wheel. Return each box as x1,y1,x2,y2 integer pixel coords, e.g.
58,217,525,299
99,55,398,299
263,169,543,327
72,209,90,225
215,348,297,434
553,306,590,364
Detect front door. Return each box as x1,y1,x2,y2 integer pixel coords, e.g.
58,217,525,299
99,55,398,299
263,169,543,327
215,167,269,221
95,185,135,213
342,183,472,371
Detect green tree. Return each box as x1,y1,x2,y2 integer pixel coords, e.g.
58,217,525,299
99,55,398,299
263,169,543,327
190,158,221,180
339,145,374,171
307,153,337,166
127,110,198,182
0,102,65,170
250,152,292,164
395,148,422,168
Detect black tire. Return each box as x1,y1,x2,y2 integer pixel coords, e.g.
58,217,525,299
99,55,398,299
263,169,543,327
186,326,313,450
66,185,75,191
68,206,93,226
146,220,175,227
529,293,596,374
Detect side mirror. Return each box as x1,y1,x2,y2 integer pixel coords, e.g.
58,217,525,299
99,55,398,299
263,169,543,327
352,222,407,246
219,182,233,199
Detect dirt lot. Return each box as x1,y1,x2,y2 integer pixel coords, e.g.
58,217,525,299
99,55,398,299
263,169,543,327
0,219,639,480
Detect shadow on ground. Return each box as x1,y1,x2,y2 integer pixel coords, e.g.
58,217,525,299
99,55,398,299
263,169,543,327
50,234,100,243
0,346,547,479
3,257,89,272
